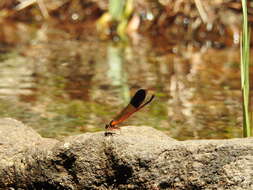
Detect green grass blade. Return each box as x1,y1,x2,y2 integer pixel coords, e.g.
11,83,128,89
241,0,251,137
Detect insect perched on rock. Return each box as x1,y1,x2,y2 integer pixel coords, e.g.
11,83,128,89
105,89,155,134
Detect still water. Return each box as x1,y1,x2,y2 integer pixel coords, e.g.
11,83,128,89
0,37,250,140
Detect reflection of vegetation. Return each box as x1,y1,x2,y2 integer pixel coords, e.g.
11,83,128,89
146,98,168,130
107,45,124,86
107,44,130,103
0,97,112,138
241,0,252,137
0,100,29,120
44,100,111,136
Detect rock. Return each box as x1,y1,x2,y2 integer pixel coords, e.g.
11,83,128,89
0,118,58,189
0,118,253,190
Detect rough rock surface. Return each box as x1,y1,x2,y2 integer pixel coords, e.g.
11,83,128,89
0,118,253,190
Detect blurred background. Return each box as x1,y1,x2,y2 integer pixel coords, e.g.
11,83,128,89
0,0,252,140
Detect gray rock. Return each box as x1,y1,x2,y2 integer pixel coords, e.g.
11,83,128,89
0,118,253,190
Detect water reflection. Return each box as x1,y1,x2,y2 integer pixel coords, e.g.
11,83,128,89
0,54,34,97
107,44,130,104
167,47,243,139
0,38,250,140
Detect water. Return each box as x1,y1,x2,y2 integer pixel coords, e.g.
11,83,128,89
0,36,251,140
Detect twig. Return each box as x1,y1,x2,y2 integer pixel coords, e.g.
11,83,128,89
15,0,50,19
36,0,50,19
15,0,37,10
194,0,208,24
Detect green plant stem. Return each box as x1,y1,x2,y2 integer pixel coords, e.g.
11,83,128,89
241,0,251,137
